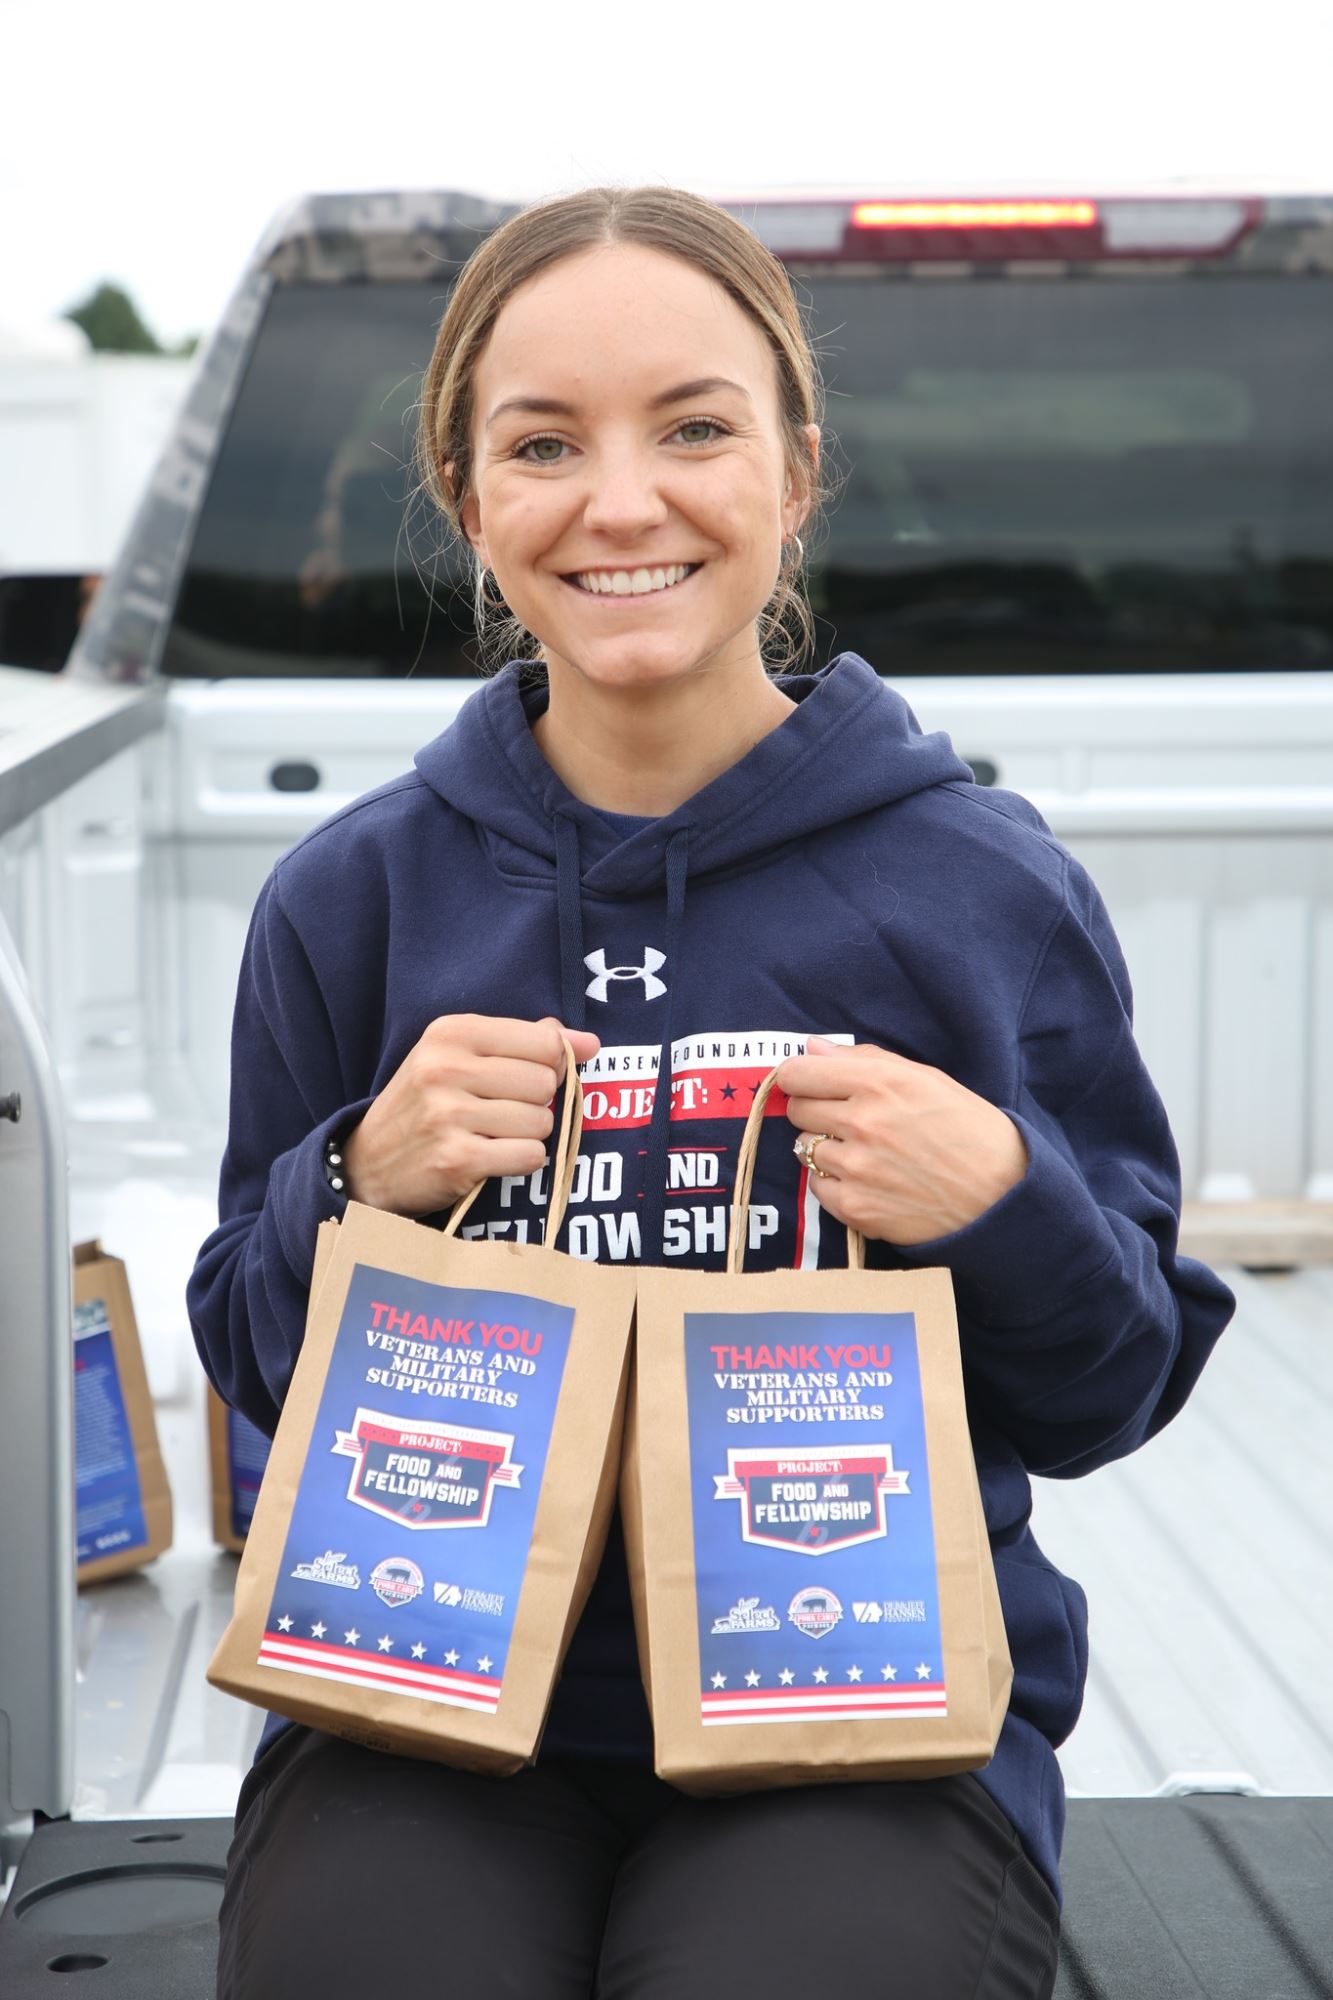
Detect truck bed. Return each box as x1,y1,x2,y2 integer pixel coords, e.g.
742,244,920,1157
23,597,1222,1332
64,1090,1333,1826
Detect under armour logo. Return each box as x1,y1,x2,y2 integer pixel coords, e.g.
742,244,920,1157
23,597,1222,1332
584,947,667,1003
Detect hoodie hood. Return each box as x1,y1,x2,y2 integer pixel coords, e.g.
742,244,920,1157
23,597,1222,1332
413,651,976,896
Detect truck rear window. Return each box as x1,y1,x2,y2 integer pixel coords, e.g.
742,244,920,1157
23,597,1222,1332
163,272,1333,678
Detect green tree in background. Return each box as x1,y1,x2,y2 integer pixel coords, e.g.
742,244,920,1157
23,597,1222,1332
62,282,201,357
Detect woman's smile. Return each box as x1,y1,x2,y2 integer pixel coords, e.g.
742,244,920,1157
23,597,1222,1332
561,562,703,599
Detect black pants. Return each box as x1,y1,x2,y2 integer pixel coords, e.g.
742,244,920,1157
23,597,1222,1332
218,1725,1060,1999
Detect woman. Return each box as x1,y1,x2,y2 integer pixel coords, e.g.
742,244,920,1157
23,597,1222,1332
187,184,1235,1999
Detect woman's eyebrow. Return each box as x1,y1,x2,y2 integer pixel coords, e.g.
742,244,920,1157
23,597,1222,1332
485,377,754,428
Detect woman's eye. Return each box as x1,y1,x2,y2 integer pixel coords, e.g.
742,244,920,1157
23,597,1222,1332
514,434,568,463
674,418,727,446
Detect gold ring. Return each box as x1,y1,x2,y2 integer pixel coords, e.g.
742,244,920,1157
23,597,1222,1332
793,1131,832,1178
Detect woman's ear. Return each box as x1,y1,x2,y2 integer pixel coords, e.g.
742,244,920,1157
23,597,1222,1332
783,424,821,537
445,461,490,567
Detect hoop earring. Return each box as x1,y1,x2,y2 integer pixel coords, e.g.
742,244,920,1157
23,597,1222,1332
790,534,805,564
473,564,506,621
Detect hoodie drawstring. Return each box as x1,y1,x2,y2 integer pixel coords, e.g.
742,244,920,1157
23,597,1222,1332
554,811,588,1034
639,827,690,1263
551,811,588,1256
552,811,690,1264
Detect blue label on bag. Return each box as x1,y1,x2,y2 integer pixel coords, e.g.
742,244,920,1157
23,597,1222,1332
227,1406,271,1541
685,1310,945,1727
260,1262,574,1716
74,1299,149,1566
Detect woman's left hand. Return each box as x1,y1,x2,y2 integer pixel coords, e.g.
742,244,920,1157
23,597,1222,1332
776,1037,1028,1247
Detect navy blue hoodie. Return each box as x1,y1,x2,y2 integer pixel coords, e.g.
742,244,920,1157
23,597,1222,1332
187,652,1235,1901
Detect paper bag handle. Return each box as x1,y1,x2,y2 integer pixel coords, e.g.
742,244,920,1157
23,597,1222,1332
442,1034,585,1247
728,1059,865,1275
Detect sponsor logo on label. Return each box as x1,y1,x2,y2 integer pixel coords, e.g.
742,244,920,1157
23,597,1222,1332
852,1599,927,1624
787,1586,843,1640
432,1581,505,1617
369,1556,424,1608
290,1550,361,1591
710,1595,781,1636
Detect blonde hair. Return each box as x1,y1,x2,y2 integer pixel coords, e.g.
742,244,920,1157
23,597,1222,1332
411,184,832,673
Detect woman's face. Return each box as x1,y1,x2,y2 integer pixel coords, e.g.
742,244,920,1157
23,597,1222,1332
456,241,816,692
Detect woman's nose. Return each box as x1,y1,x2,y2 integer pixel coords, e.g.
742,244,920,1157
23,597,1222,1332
580,450,669,540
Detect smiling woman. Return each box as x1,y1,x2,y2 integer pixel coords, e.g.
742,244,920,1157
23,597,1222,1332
454,238,824,809
197,183,1234,2000
410,192,836,813
414,187,829,677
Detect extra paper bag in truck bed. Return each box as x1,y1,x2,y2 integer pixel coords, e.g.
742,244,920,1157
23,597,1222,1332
73,1240,173,1583
622,1066,1012,1792
208,1388,273,1550
208,1053,636,1773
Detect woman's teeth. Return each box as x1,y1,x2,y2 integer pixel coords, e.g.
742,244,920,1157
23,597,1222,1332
572,563,695,596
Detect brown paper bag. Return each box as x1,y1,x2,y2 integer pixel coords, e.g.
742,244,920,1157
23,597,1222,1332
207,1054,637,1773
622,1066,1012,1792
73,1240,173,1583
207,1389,273,1551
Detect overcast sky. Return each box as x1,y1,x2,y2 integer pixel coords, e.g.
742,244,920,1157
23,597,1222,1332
7,0,1333,348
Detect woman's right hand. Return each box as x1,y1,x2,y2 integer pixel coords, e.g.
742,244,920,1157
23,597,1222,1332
339,1014,600,1217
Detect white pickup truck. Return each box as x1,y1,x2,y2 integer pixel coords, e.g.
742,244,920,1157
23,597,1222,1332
0,186,1330,1996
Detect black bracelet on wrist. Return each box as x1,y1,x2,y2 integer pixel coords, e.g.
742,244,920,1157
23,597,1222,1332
323,1131,347,1195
